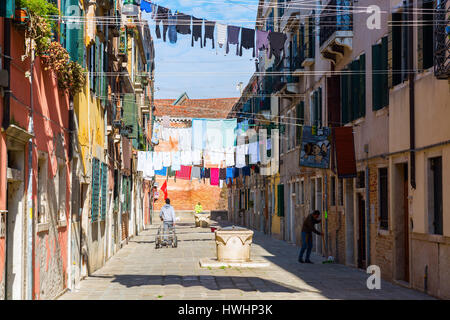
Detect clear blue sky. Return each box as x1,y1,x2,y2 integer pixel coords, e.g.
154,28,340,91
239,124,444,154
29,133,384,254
142,0,259,99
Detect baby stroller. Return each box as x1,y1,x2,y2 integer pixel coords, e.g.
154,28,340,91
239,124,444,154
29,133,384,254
155,224,178,249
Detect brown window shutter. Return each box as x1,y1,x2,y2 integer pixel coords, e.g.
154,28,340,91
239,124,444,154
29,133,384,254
333,127,357,179
387,13,393,88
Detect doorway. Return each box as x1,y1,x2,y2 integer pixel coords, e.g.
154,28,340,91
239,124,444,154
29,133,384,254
394,163,410,282
5,149,25,300
357,193,366,269
345,179,355,266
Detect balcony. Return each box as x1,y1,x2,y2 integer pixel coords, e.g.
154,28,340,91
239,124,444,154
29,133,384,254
319,0,353,65
134,74,143,93
434,0,449,79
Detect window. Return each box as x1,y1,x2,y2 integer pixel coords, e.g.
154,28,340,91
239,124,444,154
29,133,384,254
372,36,389,110
357,171,365,189
391,11,409,86
379,168,389,230
310,87,323,127
37,157,48,225
301,180,305,204
338,178,344,206
277,184,285,217
331,176,336,206
306,14,315,58
58,162,66,222
418,0,434,71
289,109,295,150
428,157,443,235
341,54,366,123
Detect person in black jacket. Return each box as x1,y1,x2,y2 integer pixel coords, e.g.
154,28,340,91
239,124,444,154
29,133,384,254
298,210,323,264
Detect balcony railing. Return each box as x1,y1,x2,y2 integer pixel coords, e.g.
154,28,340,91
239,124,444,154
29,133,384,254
319,0,353,47
434,0,449,79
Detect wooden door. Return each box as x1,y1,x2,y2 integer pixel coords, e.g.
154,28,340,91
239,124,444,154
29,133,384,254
403,165,410,282
357,194,366,269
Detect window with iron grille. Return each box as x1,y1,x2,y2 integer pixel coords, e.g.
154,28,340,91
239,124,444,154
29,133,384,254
91,158,101,221
428,157,443,235
379,168,389,230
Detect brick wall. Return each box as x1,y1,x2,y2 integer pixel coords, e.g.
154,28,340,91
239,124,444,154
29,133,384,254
369,161,394,281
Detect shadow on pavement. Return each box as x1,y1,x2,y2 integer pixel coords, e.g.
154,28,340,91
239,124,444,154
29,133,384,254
88,274,318,294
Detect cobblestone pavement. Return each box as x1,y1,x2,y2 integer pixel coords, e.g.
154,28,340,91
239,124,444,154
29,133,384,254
60,218,433,300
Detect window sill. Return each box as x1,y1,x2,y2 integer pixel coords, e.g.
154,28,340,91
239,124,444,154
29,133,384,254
37,223,49,234
374,107,389,118
58,219,67,228
377,229,390,236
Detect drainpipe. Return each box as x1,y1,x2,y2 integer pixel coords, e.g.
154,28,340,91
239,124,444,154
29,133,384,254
408,0,416,190
26,32,36,301
365,155,371,267
324,173,328,256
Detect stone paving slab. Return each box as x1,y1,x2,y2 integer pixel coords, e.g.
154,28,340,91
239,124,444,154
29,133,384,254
59,219,435,300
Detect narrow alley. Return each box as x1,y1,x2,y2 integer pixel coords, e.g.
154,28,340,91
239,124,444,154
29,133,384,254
59,216,432,300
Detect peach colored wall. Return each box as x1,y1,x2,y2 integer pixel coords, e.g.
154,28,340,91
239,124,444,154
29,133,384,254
9,28,70,299
0,18,5,290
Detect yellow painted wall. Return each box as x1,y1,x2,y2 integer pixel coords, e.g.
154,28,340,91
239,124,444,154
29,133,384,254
74,84,105,174
271,174,281,235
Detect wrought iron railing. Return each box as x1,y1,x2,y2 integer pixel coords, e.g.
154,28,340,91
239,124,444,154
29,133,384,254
434,0,449,79
319,0,353,47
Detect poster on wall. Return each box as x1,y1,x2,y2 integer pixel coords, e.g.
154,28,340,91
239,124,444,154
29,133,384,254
300,126,332,169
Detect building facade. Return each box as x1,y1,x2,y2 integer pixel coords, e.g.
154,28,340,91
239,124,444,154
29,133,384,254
0,0,155,299
229,0,450,299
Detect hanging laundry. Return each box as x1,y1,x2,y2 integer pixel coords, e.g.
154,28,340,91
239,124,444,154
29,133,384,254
192,17,203,48
256,30,269,51
217,23,227,49
210,168,219,186
191,166,201,179
236,144,248,168
153,152,163,171
191,150,202,165
219,168,227,180
204,168,211,179
178,128,192,151
176,12,191,35
140,0,152,13
176,165,192,180
143,152,154,178
155,6,169,41
192,119,205,150
248,141,259,164
226,167,234,182
137,151,146,172
220,180,223,188
155,166,167,177
180,150,193,166
240,27,255,57
222,119,237,149
168,128,179,151
206,119,223,151
162,151,172,167
225,147,235,167
204,20,216,49
227,25,240,55
171,151,181,171
168,10,177,44
168,167,177,178
152,122,162,144
242,166,251,177
268,31,287,62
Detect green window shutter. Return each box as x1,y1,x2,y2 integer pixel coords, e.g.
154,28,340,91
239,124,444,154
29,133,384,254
277,184,284,217
100,162,108,220
359,54,366,118
372,43,381,111
296,101,304,145
351,60,359,121
381,36,389,108
387,14,393,89
0,0,15,18
123,94,137,139
91,158,100,221
341,71,349,124
417,0,424,71
318,87,323,127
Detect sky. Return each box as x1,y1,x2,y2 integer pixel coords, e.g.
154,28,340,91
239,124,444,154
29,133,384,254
141,0,260,99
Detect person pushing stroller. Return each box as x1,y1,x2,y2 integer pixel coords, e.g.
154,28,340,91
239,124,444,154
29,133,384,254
160,198,176,242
